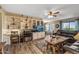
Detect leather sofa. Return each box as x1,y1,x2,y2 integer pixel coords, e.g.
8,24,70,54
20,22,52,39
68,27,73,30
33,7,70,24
53,30,78,43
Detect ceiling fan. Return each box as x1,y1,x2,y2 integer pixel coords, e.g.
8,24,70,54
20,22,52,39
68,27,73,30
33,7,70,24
44,10,60,19
44,5,71,19
48,11,60,17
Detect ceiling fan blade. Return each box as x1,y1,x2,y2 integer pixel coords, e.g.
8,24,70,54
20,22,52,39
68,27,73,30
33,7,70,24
53,14,57,17
53,11,60,14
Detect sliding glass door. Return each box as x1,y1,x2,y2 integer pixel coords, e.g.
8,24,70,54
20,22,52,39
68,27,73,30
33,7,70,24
69,21,77,31
62,22,70,31
61,21,78,31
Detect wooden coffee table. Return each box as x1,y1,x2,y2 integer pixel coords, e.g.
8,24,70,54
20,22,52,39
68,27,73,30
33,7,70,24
46,36,69,54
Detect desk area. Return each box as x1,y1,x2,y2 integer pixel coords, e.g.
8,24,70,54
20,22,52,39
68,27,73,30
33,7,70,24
3,29,45,45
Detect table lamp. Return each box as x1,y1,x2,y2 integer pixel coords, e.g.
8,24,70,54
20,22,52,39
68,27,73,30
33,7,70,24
74,32,79,41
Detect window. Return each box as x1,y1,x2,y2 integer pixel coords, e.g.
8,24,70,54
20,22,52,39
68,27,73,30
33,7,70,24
70,22,77,31
62,22,70,30
61,21,78,31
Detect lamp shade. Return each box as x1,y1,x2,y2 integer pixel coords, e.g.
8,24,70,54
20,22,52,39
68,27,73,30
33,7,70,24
74,32,79,41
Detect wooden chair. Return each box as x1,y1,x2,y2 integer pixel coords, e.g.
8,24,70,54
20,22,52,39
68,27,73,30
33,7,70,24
46,41,65,54
10,31,19,44
0,42,6,54
50,44,60,54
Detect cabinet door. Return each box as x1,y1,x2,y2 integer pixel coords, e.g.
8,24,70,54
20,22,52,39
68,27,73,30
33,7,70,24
37,33,39,39
3,35,10,45
41,32,45,38
20,17,26,29
33,33,38,40
6,16,21,29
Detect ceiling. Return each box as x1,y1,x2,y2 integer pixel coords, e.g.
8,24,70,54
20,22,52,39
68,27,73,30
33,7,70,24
1,4,79,21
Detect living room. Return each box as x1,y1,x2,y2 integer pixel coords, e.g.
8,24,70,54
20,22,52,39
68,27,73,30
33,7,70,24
0,4,79,54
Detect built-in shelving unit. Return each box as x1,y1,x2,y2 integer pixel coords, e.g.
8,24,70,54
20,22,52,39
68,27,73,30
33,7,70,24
3,11,43,30
1,9,45,45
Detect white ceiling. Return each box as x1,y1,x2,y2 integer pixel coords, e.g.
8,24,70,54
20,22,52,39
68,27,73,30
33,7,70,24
1,4,79,20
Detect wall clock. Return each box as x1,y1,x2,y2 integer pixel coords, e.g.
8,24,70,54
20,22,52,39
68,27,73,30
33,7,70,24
55,24,59,28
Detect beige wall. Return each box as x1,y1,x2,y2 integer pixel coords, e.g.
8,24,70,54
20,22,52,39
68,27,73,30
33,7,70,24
53,21,60,29
0,13,2,42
